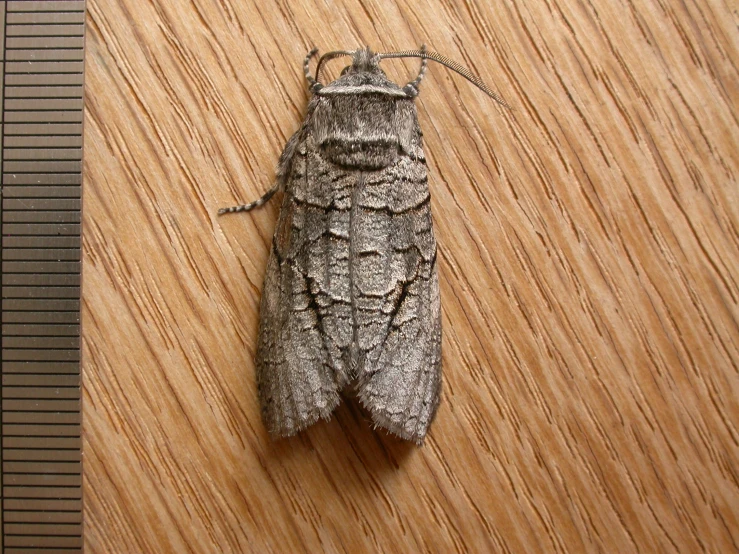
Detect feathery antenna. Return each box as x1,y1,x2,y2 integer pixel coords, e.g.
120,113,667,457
380,49,510,108
314,50,353,84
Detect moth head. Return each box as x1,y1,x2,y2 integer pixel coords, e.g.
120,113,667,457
342,47,383,75
304,46,510,107
311,46,406,98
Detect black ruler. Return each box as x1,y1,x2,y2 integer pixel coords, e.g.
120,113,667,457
0,1,84,552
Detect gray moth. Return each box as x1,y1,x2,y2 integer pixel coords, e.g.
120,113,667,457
220,46,506,444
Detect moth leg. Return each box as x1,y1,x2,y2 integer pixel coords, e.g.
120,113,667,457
303,48,319,89
218,183,279,214
218,127,303,215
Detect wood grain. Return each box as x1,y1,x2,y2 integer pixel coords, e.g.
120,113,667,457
82,0,739,552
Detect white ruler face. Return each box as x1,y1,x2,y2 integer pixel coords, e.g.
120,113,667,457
0,2,84,552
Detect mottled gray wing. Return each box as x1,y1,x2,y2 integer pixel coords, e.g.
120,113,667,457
255,131,356,437
353,146,442,444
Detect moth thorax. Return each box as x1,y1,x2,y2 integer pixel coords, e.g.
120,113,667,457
313,93,418,170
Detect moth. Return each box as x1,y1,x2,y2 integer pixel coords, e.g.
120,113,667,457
220,46,506,444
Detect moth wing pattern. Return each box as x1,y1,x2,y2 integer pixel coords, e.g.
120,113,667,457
255,127,346,437
351,138,442,443
256,123,441,443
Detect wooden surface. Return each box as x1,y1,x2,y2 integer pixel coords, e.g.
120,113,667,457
82,0,738,552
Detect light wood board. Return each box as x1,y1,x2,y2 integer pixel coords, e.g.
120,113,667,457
83,0,739,552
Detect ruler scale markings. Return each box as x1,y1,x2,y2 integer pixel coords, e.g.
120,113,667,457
2,2,83,551
5,113,83,123
3,402,79,412
3,316,78,327
4,451,80,463
4,293,81,301
4,250,81,260
3,409,80,420
4,241,80,251
4,173,81,184
1,6,5,552
3,299,79,309
3,214,81,225
2,225,80,236
3,353,79,364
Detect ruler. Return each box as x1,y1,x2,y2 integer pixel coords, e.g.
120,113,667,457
1,1,84,552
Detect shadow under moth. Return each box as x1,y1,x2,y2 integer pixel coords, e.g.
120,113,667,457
220,46,506,444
